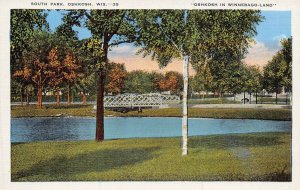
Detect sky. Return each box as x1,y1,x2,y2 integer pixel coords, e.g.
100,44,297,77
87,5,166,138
47,10,291,74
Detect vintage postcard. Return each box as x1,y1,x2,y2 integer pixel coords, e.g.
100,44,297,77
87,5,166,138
0,0,299,190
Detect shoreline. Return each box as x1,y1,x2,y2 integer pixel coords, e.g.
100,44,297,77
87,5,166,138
11,106,292,121
11,114,292,121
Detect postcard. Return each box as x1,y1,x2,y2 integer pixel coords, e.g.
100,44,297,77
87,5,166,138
0,0,300,190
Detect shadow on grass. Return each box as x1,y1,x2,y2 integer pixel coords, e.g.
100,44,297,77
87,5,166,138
189,133,286,149
12,146,160,181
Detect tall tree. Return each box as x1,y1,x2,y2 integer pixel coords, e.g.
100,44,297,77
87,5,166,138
13,30,55,108
61,10,136,141
62,52,81,106
47,47,64,106
243,65,262,104
280,38,292,95
134,10,262,155
263,53,287,104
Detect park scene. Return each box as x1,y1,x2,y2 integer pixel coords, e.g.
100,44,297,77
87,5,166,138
10,10,292,181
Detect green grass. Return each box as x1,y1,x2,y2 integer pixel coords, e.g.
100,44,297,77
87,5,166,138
187,97,290,104
187,98,236,104
11,132,291,181
11,105,292,120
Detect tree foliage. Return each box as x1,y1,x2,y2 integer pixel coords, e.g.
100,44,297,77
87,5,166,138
10,10,48,71
105,63,127,95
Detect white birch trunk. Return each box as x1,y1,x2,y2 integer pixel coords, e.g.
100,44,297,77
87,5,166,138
182,55,189,156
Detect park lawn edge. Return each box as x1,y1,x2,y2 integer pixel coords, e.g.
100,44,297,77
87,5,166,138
11,106,292,121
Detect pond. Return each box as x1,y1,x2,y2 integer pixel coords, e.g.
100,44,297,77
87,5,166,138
11,117,291,142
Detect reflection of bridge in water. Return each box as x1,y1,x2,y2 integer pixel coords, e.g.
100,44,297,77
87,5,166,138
103,93,180,109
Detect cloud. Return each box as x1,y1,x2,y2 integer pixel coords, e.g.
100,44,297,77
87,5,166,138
109,56,196,75
272,34,287,42
244,41,277,67
268,34,288,49
108,44,195,75
108,44,139,57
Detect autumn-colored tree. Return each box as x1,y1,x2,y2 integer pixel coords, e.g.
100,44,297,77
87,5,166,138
157,71,183,95
105,63,127,95
62,52,81,106
13,65,32,106
157,76,167,92
47,47,64,106
13,30,60,108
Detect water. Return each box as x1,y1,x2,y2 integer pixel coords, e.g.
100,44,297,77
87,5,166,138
11,117,291,142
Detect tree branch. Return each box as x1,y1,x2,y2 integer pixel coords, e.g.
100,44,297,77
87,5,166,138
108,40,132,47
107,11,127,42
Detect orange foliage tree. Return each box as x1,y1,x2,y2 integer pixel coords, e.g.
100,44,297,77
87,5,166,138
62,52,81,106
47,47,64,106
105,63,127,95
157,71,183,95
13,65,32,106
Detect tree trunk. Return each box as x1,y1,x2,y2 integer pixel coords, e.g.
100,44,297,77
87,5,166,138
243,91,246,104
249,92,252,104
26,93,29,107
82,93,87,105
96,68,106,141
275,91,278,104
182,55,189,156
37,85,43,109
20,94,23,107
233,93,236,103
255,91,258,104
95,33,108,141
56,90,60,106
67,84,71,106
286,92,288,105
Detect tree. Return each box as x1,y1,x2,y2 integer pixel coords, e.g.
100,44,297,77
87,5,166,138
124,71,155,94
157,71,183,95
11,10,48,72
224,62,244,102
263,53,287,104
61,10,136,141
134,10,262,155
62,52,81,106
105,63,127,95
263,37,292,105
280,38,292,101
243,65,262,104
47,47,64,106
12,65,32,106
13,30,56,108
191,64,213,99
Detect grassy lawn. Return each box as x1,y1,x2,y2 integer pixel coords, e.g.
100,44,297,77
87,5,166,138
11,105,291,120
187,98,236,104
11,132,291,181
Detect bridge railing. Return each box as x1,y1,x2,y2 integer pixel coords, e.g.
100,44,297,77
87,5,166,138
104,93,180,108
